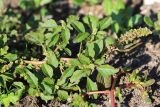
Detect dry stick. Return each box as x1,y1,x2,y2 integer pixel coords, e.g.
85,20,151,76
85,90,110,95
116,42,143,52
24,60,45,65
24,58,76,65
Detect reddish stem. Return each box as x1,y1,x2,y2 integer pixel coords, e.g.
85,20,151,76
110,90,115,107
110,75,116,107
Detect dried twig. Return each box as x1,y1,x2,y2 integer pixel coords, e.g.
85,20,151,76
24,58,76,66
24,60,45,65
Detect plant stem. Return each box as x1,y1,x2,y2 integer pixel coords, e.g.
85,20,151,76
85,90,110,95
116,42,143,52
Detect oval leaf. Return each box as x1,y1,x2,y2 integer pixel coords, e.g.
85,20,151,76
72,21,85,32
97,64,119,76
70,70,86,83
99,17,112,30
144,16,154,27
73,32,89,43
41,63,53,78
47,51,59,68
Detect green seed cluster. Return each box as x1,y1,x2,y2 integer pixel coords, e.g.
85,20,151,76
119,27,152,44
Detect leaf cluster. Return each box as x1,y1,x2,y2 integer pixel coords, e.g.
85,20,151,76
0,1,157,106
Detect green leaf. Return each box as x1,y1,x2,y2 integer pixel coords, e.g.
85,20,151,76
94,58,105,65
71,21,85,32
13,82,25,91
70,59,81,66
53,26,62,35
105,36,116,47
4,53,17,61
94,39,103,56
13,82,25,98
62,28,70,43
141,79,155,87
61,67,75,79
128,14,142,27
83,15,98,32
87,42,95,58
67,15,79,23
41,77,54,94
70,70,86,83
72,94,88,106
129,69,139,82
73,32,89,43
40,0,52,6
102,0,112,15
40,19,57,28
40,93,54,102
57,90,69,101
97,64,119,76
25,68,39,88
99,17,112,30
16,68,38,89
57,67,75,85
96,72,111,88
78,54,91,64
25,28,45,45
1,93,20,107
73,0,85,5
0,82,24,107
48,34,59,47
28,87,39,96
41,63,53,78
116,87,123,102
45,33,53,45
87,39,104,58
102,0,124,15
86,77,98,99
46,51,59,68
112,23,120,33
154,21,160,30
64,48,72,56
144,16,154,27
34,0,41,7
